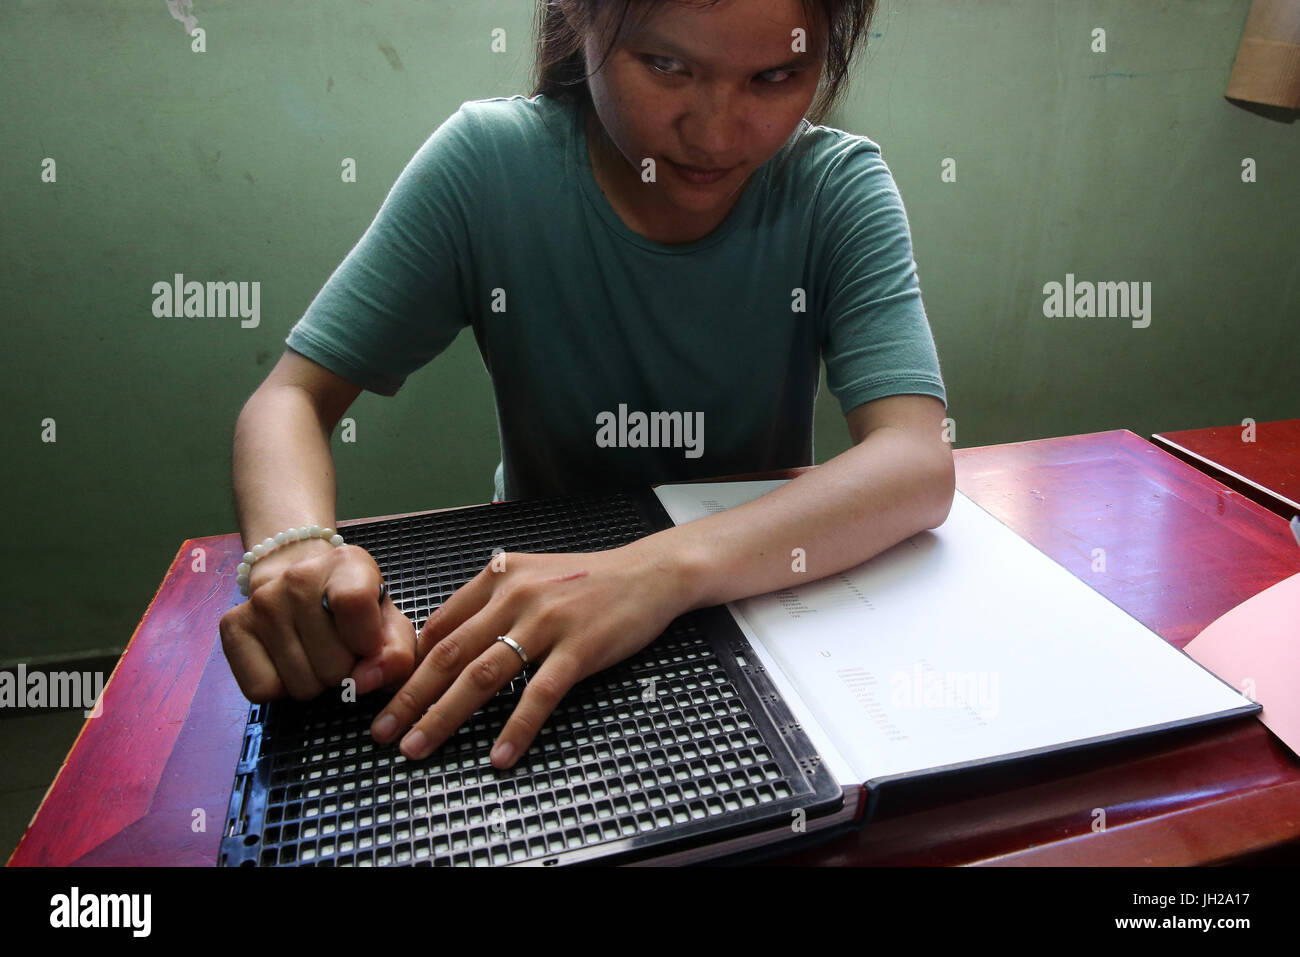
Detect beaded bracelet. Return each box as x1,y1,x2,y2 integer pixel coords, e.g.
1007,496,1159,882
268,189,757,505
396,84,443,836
237,525,345,597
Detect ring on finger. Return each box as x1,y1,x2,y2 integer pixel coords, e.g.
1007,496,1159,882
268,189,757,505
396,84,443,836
321,578,387,618
496,635,529,666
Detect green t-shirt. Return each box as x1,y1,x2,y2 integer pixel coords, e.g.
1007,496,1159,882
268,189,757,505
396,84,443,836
285,93,946,501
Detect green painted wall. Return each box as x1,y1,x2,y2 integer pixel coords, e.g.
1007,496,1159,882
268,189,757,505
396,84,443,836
1,1,1294,662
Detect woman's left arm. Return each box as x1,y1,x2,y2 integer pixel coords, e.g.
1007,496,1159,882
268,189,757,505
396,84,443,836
661,393,954,612
370,393,953,768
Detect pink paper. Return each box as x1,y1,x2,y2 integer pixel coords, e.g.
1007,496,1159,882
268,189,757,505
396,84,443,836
1184,572,1300,756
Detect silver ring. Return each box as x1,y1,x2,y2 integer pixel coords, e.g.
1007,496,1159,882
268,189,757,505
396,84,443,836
496,635,529,666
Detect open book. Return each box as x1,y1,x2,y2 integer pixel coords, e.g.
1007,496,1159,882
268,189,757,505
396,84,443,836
652,480,1260,802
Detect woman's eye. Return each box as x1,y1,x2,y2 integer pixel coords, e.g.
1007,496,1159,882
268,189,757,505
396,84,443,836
644,55,681,76
641,54,796,85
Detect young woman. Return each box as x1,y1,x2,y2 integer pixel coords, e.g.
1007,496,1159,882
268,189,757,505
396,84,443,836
221,0,952,771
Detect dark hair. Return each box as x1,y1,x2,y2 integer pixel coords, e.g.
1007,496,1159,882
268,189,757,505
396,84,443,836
531,0,877,127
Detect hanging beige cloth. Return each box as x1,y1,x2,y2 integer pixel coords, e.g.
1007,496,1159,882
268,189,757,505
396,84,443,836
1225,0,1300,108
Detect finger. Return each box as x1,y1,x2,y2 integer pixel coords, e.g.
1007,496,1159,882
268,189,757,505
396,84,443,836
416,559,503,658
349,601,418,695
323,578,387,617
488,651,582,769
370,599,507,745
249,587,327,701
288,576,358,690
220,610,286,702
323,547,386,660
414,606,442,663
397,637,528,761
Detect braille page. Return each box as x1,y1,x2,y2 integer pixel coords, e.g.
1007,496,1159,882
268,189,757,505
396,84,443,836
653,481,1257,787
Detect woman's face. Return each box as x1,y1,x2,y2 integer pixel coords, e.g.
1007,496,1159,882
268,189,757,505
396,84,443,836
582,0,825,241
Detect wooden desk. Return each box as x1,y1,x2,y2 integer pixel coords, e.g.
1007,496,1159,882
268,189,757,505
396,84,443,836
9,430,1300,866
1153,419,1300,520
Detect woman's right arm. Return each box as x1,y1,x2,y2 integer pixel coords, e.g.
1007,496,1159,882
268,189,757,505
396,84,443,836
220,349,416,702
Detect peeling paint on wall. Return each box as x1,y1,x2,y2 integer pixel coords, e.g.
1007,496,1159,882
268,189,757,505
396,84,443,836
165,0,197,35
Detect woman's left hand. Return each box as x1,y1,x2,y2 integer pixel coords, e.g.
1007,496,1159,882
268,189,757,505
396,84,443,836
368,538,694,768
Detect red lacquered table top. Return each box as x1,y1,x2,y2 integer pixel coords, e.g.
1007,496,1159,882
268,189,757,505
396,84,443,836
1152,418,1300,519
9,430,1300,866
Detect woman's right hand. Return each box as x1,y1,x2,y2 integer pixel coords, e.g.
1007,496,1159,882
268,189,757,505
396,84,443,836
219,539,417,703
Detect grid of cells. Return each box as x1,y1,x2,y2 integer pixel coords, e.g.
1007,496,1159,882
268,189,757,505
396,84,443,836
223,490,811,866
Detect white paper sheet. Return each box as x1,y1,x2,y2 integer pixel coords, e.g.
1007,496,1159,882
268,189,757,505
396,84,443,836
654,480,1256,787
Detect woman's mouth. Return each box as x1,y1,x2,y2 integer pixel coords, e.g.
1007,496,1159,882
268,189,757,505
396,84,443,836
668,159,735,185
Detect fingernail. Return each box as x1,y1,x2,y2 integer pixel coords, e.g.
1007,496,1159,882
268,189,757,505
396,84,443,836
357,666,383,695
400,729,429,759
491,741,515,766
372,713,397,740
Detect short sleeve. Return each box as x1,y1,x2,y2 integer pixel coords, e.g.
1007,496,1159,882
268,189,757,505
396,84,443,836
284,104,480,396
813,139,946,414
